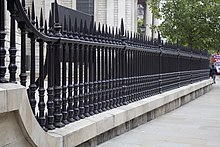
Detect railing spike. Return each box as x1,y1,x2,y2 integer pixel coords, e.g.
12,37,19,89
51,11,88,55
68,15,71,32
89,20,93,34
130,31,133,41
22,0,27,12
31,0,35,24
108,26,111,37
84,20,88,34
28,7,30,20
36,16,39,29
44,20,47,35
120,18,124,36
158,31,161,44
49,11,52,28
73,18,79,39
22,0,26,8
48,11,53,36
79,19,83,33
101,24,105,35
98,22,101,35
71,26,74,36
115,27,118,38
68,16,73,38
40,8,43,28
62,15,68,38
74,17,78,32
105,24,108,36
55,0,59,24
127,30,130,39
64,15,67,31
112,26,114,37
93,22,96,35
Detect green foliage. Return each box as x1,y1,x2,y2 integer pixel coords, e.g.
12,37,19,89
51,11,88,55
147,0,220,51
137,18,144,33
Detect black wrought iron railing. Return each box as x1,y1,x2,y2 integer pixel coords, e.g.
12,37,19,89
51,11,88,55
0,0,210,131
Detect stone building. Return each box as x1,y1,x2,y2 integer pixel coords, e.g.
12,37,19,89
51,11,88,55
138,0,160,39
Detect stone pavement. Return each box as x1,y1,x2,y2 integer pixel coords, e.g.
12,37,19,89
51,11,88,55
98,77,220,147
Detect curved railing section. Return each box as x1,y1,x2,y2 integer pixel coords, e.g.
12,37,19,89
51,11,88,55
0,0,210,131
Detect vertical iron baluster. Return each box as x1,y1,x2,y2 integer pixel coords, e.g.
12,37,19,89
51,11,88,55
119,47,124,105
88,22,94,115
116,47,121,107
130,49,134,102
61,16,69,125
84,44,90,117
109,46,114,109
106,27,112,110
97,45,102,112
18,21,27,86
19,0,27,86
112,28,117,108
53,42,64,128
137,51,141,100
46,11,55,130
121,20,127,105
0,0,7,83
53,0,64,128
78,43,85,119
101,45,106,111
101,25,106,111
113,48,117,108
7,0,17,83
105,46,110,110
61,41,68,125
93,45,99,114
123,48,128,104
133,50,137,101
18,0,27,87
128,49,132,103
47,43,55,130
28,5,37,115
92,23,99,114
37,8,47,131
73,18,80,120
67,16,74,122
78,20,85,119
97,23,102,112
73,43,80,120
101,43,106,111
88,45,94,115
83,21,90,117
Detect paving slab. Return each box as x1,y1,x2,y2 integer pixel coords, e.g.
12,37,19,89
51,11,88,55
98,77,220,147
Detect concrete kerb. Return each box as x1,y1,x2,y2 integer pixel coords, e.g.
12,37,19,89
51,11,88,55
0,84,63,147
0,79,213,147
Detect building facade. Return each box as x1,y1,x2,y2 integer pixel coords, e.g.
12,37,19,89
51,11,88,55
138,0,160,39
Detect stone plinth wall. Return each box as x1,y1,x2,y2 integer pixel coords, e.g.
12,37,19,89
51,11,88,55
0,79,212,147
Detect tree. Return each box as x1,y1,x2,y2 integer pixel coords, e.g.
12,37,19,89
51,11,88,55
147,0,220,51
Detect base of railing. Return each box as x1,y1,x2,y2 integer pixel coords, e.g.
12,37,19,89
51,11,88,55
0,79,213,147
77,79,213,147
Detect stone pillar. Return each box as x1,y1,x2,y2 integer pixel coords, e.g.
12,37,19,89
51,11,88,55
107,0,114,26
145,3,153,38
117,0,125,27
94,0,107,25
60,0,76,9
113,0,118,27
94,0,137,32
132,0,137,32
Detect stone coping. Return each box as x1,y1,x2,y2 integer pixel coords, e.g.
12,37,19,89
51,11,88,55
0,79,212,147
